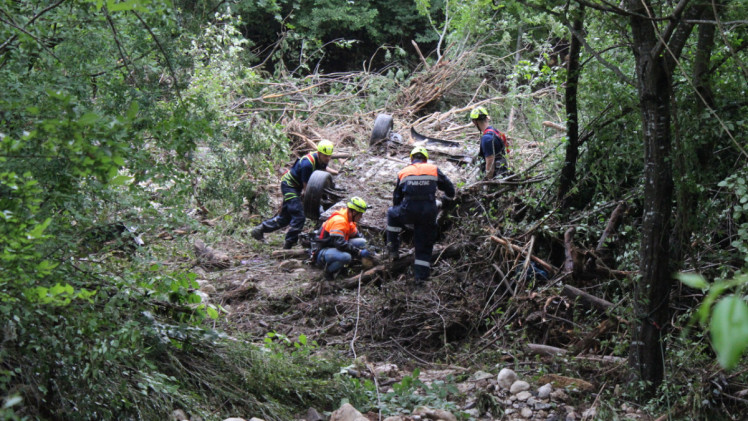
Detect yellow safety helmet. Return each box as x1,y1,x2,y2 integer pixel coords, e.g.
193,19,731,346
470,106,489,120
347,196,368,213
317,139,334,155
410,146,429,161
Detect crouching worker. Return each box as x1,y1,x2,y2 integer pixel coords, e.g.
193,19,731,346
312,197,372,280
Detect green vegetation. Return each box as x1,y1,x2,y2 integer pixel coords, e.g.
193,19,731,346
2,0,747,419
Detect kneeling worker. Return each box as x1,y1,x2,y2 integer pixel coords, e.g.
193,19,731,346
313,197,372,280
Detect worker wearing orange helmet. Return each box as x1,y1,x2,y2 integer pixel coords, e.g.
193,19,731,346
386,146,455,285
251,140,335,249
470,106,509,179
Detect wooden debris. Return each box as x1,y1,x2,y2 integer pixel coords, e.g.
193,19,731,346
490,236,556,275
193,239,230,271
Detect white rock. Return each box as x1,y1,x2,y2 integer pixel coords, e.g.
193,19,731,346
510,380,531,394
329,403,367,421
538,383,552,399
222,418,246,421
171,409,188,421
373,363,399,376
383,417,405,421
470,370,494,381
497,368,519,389
249,418,265,421
200,284,217,294
515,391,532,401
565,411,577,421
582,407,597,418
520,407,533,418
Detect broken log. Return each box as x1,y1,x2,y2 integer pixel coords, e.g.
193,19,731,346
527,343,567,356
542,121,566,132
561,285,613,312
596,202,627,253
338,243,469,289
563,227,584,281
271,249,310,259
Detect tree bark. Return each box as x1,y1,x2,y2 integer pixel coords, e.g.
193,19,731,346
558,6,584,203
626,0,702,394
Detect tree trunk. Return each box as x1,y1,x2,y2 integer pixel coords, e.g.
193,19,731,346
557,7,584,204
672,7,717,266
627,0,675,394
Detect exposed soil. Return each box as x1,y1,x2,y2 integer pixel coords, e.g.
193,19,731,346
184,118,656,420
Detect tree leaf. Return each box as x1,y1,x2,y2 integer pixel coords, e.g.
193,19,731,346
710,296,748,369
677,273,708,290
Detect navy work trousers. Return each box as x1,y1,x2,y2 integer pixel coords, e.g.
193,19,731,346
386,200,437,281
260,183,306,245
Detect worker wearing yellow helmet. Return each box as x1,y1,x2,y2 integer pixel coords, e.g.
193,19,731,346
313,197,372,280
251,139,336,249
385,146,455,286
470,106,510,179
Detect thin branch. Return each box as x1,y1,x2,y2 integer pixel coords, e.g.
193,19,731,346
132,11,183,104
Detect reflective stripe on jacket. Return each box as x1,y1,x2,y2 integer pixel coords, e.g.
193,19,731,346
281,152,324,188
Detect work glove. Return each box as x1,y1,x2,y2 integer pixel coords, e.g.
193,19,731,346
359,249,372,259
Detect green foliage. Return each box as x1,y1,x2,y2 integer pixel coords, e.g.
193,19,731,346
678,272,748,370
360,368,462,417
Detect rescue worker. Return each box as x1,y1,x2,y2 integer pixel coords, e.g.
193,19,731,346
250,139,335,249
313,197,372,280
470,106,510,179
386,147,455,285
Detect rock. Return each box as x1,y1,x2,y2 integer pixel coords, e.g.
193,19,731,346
412,406,457,421
535,402,553,411
171,409,188,421
537,374,594,392
565,411,577,421
330,403,367,421
222,418,246,421
515,391,532,401
470,370,494,381
248,418,265,421
550,389,569,401
520,407,533,418
582,407,597,419
497,368,519,390
383,417,405,421
193,290,210,303
510,380,530,394
373,363,399,377
306,407,324,421
538,383,552,399
200,284,217,294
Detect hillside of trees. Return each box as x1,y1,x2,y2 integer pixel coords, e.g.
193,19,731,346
1,0,747,420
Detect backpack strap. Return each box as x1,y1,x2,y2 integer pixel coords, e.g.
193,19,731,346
484,128,509,154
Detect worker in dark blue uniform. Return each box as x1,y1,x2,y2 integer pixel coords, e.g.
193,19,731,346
251,140,335,249
470,106,510,179
386,146,456,284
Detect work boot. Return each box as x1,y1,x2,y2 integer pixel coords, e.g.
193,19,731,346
250,225,264,241
283,240,295,249
323,270,335,281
